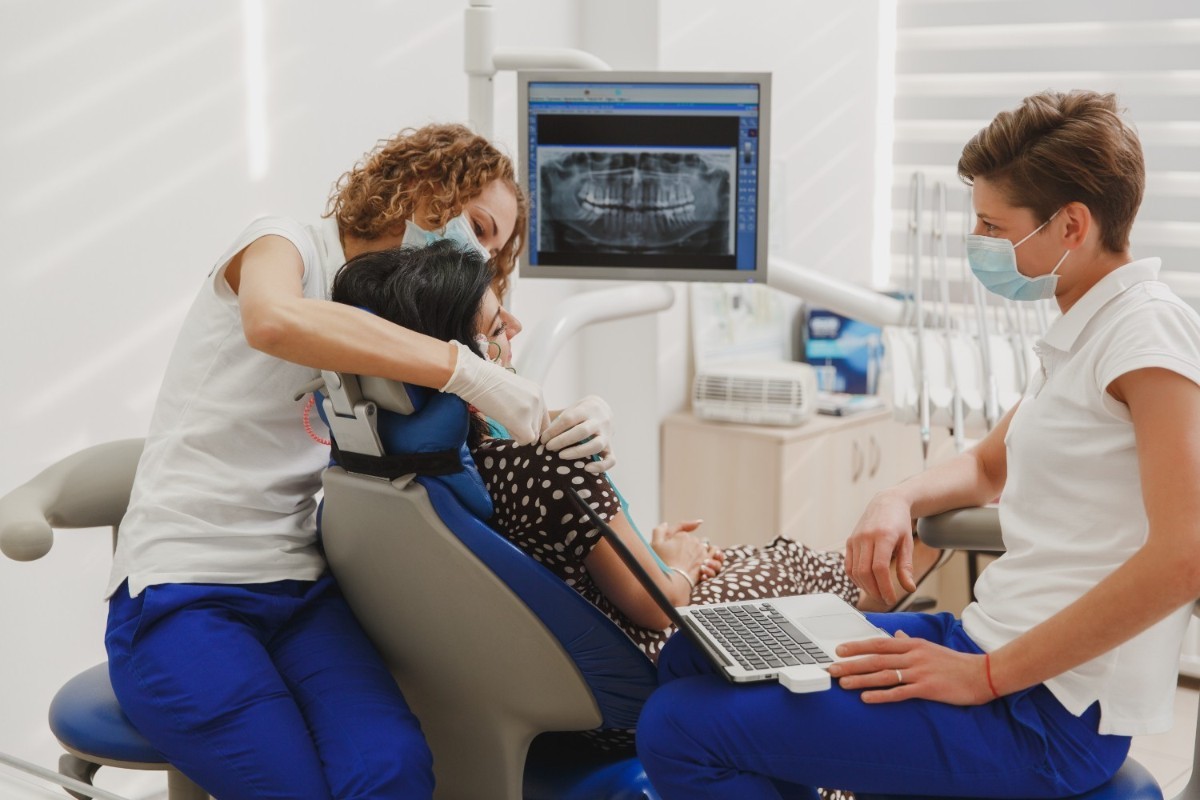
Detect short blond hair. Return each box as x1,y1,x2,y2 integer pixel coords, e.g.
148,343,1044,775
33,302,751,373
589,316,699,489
957,90,1144,253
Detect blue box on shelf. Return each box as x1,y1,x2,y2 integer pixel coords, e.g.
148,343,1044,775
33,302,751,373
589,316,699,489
803,308,883,396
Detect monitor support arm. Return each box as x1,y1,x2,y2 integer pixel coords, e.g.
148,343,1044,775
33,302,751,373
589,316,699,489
465,0,610,140
465,1,908,383
465,0,677,386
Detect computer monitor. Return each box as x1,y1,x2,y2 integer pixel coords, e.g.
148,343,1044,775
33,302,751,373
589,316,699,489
518,70,770,283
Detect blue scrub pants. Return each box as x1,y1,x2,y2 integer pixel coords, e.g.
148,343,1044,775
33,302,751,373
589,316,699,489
106,574,434,800
636,612,1130,800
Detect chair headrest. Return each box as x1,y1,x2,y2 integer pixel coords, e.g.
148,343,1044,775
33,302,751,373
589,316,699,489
316,377,494,521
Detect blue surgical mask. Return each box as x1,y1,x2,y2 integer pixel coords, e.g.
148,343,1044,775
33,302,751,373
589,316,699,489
966,210,1069,302
402,212,490,261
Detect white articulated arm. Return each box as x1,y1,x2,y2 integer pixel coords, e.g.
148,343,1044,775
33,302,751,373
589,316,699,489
515,283,676,386
769,256,909,329
464,0,610,138
0,438,144,561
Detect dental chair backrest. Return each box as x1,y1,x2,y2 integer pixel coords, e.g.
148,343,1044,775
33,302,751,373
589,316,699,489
315,372,658,800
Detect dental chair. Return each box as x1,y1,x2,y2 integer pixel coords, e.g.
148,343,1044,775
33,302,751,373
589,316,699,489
315,372,661,800
860,506,1198,800
0,437,209,800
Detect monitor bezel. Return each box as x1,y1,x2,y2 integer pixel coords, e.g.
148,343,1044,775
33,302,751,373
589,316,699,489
517,69,771,284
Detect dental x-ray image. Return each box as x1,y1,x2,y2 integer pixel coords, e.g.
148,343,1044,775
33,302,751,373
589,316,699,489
537,148,733,256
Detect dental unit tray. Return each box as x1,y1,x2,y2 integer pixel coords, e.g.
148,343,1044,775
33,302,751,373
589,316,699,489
692,361,817,427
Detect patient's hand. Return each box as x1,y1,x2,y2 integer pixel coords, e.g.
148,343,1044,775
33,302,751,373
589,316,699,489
700,543,725,581
650,520,708,583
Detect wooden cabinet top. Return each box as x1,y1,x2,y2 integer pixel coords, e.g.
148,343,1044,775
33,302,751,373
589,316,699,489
663,407,895,443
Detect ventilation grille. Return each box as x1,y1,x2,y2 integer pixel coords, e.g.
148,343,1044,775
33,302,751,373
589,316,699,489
692,366,817,426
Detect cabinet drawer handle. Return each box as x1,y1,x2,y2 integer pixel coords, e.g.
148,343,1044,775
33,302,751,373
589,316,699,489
851,439,864,482
868,435,881,478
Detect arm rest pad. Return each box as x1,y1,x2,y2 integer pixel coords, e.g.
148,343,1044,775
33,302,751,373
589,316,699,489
0,438,144,561
916,506,1005,553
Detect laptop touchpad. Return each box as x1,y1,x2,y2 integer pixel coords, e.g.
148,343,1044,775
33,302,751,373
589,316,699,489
803,613,882,641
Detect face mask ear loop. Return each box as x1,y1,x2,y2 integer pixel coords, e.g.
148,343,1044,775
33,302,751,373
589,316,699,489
1013,207,1063,249
1049,249,1070,277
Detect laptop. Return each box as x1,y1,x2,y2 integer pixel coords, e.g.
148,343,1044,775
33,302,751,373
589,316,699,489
567,487,889,693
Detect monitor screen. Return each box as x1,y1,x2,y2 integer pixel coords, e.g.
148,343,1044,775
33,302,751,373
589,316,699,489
518,70,770,283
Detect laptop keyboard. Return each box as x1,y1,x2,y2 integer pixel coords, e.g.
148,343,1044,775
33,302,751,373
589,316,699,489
693,602,834,672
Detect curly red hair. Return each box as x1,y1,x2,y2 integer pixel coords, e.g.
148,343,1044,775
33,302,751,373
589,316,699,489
325,123,527,296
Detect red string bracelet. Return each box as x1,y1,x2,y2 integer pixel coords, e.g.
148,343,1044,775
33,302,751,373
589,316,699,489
303,395,331,446
985,653,1001,699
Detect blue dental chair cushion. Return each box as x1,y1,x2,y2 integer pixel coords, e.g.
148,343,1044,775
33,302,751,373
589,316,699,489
316,385,493,520
322,383,659,730
49,663,164,765
418,475,658,730
524,732,658,800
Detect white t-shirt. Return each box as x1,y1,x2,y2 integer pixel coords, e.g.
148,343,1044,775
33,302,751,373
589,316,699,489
962,258,1200,736
107,216,347,599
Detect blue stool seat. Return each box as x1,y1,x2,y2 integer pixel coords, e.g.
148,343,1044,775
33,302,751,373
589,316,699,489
48,662,164,765
858,755,1162,800
524,733,660,800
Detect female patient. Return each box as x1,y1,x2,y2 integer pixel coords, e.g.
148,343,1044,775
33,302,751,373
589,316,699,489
326,240,941,668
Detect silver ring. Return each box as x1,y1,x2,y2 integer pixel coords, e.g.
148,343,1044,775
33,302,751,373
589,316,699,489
895,669,903,685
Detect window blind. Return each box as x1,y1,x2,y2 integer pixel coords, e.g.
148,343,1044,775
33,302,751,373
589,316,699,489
891,0,1200,290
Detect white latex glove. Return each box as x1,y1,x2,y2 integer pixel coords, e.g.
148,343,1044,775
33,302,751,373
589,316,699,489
441,341,549,444
541,395,616,474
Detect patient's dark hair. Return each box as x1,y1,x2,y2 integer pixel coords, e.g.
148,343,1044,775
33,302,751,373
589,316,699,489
331,239,495,446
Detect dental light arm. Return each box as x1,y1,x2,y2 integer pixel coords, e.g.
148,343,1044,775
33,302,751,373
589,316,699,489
768,256,909,329
464,0,610,139
515,283,677,386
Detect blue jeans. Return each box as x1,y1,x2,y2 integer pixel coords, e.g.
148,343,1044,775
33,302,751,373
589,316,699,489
636,612,1130,799
106,574,434,800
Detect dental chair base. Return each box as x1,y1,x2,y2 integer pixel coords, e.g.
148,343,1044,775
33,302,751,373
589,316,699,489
51,664,208,800
524,732,658,800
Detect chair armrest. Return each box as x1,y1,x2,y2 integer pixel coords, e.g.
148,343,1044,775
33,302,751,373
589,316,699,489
915,506,1005,553
0,438,145,561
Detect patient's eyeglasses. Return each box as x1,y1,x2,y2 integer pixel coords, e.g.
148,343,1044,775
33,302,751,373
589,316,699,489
474,334,516,373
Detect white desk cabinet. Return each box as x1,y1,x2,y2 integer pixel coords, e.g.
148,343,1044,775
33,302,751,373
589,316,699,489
660,409,928,552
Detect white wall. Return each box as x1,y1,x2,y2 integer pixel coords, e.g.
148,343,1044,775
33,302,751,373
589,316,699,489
0,1,887,795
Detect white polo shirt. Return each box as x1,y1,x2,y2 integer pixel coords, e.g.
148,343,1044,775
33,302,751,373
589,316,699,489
107,216,346,599
962,258,1200,736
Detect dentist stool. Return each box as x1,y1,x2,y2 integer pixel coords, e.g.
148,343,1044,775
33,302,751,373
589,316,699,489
860,506,1195,800
316,373,660,800
0,438,209,800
